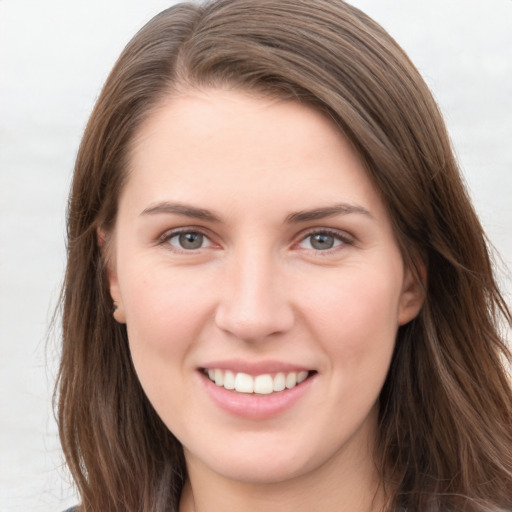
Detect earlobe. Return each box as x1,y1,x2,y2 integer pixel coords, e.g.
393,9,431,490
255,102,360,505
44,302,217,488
97,228,126,324
398,263,426,326
112,299,127,324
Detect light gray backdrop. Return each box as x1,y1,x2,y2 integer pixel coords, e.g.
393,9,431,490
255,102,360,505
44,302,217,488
1,1,511,511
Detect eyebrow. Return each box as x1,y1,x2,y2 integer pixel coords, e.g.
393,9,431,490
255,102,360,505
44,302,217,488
140,201,372,223
140,202,221,222
285,203,373,223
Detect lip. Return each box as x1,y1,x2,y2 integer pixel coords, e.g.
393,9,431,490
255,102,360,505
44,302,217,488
198,365,316,421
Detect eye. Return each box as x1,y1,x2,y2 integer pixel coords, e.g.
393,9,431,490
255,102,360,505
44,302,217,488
164,230,211,251
298,230,352,251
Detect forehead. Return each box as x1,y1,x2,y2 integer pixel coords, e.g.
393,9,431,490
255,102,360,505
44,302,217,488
122,88,386,221
130,88,344,167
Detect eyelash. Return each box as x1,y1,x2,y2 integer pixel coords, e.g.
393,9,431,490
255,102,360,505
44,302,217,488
297,228,354,252
159,228,214,253
159,227,354,253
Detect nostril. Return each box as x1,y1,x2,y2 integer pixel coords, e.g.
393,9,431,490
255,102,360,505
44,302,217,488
214,301,295,342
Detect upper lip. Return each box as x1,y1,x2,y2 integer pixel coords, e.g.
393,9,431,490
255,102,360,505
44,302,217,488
199,359,313,376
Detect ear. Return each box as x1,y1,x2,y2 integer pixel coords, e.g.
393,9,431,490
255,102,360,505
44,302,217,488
97,228,126,324
398,262,426,326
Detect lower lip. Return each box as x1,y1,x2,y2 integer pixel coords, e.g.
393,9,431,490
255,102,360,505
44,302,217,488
199,372,315,420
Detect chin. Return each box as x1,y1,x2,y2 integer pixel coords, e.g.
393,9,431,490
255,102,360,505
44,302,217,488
211,456,311,485
184,434,332,486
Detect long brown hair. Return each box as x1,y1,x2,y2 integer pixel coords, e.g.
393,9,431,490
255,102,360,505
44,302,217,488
55,1,512,510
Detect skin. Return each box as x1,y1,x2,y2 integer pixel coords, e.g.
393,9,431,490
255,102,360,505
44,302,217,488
105,89,424,512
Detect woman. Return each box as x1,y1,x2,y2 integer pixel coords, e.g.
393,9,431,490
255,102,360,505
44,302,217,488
56,0,512,511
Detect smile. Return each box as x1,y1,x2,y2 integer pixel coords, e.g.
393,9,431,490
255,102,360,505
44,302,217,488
204,368,310,394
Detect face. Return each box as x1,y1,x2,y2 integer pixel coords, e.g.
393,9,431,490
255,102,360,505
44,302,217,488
106,89,423,486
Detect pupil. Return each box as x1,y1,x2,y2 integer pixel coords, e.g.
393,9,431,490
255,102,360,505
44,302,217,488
179,232,203,249
311,233,334,250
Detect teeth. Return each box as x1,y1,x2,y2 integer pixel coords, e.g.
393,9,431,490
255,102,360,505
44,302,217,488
235,372,254,393
214,369,224,386
223,370,235,390
254,374,273,394
205,369,310,394
285,372,297,389
273,372,286,392
297,370,308,384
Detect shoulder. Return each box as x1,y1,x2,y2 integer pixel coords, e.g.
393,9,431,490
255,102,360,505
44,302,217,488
61,508,78,512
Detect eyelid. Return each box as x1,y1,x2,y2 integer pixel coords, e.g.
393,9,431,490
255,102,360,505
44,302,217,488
158,226,217,252
295,227,355,251
156,226,354,253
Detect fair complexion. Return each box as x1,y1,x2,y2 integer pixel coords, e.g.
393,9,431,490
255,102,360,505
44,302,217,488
105,89,424,512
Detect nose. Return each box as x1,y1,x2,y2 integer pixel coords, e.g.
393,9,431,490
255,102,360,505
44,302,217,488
214,249,295,343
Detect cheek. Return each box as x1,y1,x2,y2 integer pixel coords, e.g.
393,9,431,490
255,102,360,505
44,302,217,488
303,266,402,369
119,265,217,426
120,262,216,366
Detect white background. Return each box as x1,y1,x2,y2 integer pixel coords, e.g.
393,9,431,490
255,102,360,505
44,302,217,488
1,1,511,511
